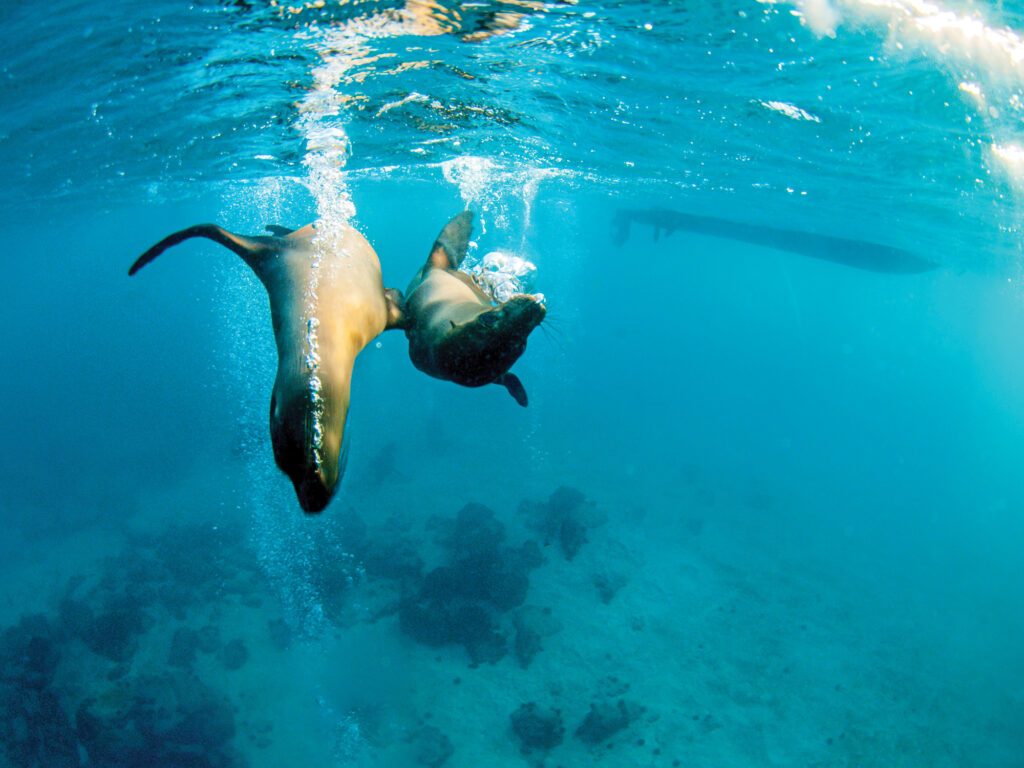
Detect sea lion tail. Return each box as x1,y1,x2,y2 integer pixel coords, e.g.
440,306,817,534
129,224,273,277
499,373,528,407
428,211,474,269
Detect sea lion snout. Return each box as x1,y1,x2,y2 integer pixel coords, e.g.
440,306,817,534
274,441,338,514
295,472,332,514
442,294,545,387
499,294,546,334
270,394,345,514
484,294,546,350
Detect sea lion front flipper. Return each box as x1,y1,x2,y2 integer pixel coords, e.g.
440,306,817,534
499,373,528,407
428,211,474,269
383,288,408,331
265,224,296,237
129,224,274,280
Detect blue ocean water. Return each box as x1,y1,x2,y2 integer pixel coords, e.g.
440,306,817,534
2,0,1024,766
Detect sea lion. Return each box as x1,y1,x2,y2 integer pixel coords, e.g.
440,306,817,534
129,221,405,513
403,211,545,406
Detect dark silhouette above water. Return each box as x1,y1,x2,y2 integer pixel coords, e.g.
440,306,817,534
611,208,937,274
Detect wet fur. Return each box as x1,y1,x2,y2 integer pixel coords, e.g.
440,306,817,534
130,221,404,513
403,212,545,405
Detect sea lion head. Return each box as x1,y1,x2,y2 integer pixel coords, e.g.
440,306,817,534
269,386,349,514
440,293,546,387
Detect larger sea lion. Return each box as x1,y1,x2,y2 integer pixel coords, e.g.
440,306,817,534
129,221,404,513
403,211,545,406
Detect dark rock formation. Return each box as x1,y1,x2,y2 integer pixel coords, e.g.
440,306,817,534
158,583,194,620
0,617,79,768
559,515,587,561
512,618,542,669
76,672,240,768
82,598,149,663
591,571,628,604
420,557,529,613
398,503,542,666
510,702,564,752
1,615,61,691
518,486,603,561
57,597,93,641
440,502,506,559
168,626,199,668
575,699,644,744
511,607,562,669
197,624,221,655
220,639,248,671
0,523,263,768
0,687,80,768
399,598,507,666
413,724,454,768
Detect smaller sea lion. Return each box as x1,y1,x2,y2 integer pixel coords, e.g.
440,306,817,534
403,211,545,406
129,220,405,513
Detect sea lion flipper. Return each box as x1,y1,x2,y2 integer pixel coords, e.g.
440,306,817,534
265,224,296,236
499,373,528,407
129,224,273,279
383,288,408,331
428,211,474,269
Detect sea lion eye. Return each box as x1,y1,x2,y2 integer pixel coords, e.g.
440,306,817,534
477,312,498,328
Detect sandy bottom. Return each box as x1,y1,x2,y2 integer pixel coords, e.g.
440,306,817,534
1,445,1021,768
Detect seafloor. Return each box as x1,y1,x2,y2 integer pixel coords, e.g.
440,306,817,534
1,425,1015,768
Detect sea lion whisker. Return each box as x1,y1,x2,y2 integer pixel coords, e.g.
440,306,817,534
538,321,568,356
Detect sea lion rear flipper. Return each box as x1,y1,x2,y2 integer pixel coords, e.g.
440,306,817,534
265,224,296,237
129,224,274,279
499,373,528,407
428,211,474,269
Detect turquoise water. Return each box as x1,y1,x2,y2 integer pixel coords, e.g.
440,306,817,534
2,0,1024,766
